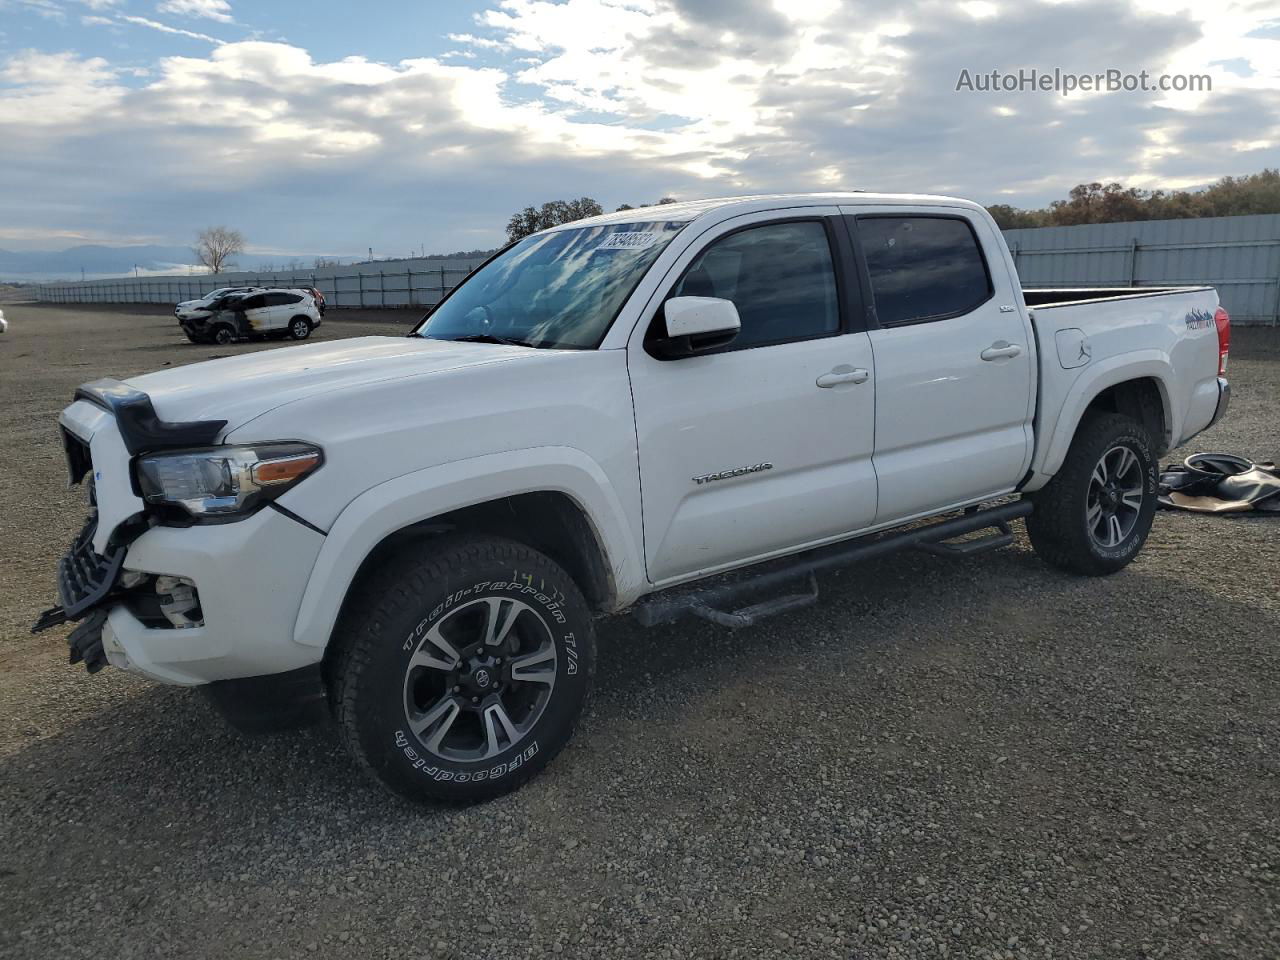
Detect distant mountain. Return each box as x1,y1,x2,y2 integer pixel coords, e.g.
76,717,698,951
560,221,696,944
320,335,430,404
0,244,341,282
0,244,198,277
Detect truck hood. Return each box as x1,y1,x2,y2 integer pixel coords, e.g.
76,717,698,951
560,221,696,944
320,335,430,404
126,335,535,430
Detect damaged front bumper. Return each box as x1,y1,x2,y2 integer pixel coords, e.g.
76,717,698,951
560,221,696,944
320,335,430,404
33,378,326,686
34,504,327,685
31,515,129,672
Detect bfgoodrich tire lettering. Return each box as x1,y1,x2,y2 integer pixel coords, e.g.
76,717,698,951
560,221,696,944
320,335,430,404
1027,412,1158,576
328,536,595,803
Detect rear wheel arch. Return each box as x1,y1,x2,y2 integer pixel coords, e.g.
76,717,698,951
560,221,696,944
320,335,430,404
1039,368,1174,484
1081,376,1170,457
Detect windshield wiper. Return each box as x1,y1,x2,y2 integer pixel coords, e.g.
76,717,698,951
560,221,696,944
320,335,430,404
442,333,538,348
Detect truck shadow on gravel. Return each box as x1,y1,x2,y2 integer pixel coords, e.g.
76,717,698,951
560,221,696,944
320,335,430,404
3,536,1277,954
5,536,1275,827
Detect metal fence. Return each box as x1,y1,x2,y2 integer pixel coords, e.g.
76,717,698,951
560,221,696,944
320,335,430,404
32,257,489,310
27,214,1280,324
1005,213,1280,325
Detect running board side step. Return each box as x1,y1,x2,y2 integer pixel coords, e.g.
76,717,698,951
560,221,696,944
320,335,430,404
633,500,1032,630
687,573,819,629
916,520,1015,557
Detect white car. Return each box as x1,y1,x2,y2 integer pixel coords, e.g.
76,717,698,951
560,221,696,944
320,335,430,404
0,308,6,334
179,288,323,344
174,286,263,322
36,193,1230,804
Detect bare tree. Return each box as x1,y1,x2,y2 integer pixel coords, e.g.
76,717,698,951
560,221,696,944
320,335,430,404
194,226,245,274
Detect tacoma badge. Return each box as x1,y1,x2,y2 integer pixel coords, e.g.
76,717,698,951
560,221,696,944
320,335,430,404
692,462,773,485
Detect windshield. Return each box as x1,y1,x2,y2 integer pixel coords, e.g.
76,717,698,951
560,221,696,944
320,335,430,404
204,288,232,301
417,220,687,349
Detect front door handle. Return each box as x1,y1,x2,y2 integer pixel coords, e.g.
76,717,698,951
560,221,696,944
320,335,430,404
816,367,870,388
981,341,1023,361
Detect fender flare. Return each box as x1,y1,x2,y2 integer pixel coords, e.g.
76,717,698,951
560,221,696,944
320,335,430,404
1033,351,1176,484
290,446,645,648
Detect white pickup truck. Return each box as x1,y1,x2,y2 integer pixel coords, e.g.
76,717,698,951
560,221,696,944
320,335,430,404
35,193,1231,803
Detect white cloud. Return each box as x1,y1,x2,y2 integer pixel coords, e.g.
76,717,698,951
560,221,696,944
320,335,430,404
9,0,68,21
0,50,122,125
157,0,232,23
1,0,1279,254
120,14,223,43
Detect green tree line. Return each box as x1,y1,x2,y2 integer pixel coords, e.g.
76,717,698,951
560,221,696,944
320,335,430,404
987,168,1280,229
505,197,679,242
505,170,1280,242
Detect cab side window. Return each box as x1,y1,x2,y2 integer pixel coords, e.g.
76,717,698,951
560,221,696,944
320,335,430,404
669,220,840,351
855,216,992,327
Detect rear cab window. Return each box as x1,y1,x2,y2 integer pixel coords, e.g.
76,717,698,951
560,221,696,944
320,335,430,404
852,215,992,326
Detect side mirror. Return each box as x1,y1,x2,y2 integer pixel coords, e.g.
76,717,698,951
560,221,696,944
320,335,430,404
651,296,741,359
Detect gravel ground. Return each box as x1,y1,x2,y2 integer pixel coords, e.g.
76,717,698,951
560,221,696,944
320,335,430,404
1,303,1277,960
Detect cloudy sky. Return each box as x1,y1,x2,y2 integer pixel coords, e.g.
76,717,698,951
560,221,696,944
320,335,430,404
1,0,1278,258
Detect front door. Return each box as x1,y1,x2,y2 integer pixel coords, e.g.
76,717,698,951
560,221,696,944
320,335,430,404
628,212,879,585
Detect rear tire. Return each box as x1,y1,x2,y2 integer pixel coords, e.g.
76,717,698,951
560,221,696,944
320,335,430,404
328,535,595,804
1027,413,1157,576
289,316,313,340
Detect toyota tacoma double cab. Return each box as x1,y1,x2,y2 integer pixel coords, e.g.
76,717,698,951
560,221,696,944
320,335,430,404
34,193,1231,803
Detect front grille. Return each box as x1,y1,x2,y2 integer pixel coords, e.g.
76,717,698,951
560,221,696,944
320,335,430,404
56,515,126,619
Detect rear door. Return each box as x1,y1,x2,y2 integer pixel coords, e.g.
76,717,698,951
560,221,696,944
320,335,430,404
257,292,295,331
842,207,1034,523
628,210,879,584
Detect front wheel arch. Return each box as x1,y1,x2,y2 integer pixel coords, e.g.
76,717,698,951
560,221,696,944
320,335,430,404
320,491,615,671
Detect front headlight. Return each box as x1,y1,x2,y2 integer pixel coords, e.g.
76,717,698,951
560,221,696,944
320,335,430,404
135,442,323,520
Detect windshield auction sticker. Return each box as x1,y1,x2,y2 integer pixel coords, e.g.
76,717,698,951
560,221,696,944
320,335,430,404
597,231,660,251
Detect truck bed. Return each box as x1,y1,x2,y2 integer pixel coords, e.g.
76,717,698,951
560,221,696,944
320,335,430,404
1021,284,1224,490
1022,286,1211,307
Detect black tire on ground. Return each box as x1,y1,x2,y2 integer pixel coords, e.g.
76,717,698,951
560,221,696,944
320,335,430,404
328,535,595,804
211,324,237,346
1026,412,1158,576
288,316,312,340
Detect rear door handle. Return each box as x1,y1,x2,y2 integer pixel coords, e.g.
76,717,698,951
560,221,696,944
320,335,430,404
981,341,1023,361
816,367,870,388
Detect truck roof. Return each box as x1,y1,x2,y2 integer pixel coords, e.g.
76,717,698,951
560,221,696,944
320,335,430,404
551,192,986,231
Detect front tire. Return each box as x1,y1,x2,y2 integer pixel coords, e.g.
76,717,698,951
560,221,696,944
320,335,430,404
328,536,595,804
1027,412,1157,576
211,323,237,346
